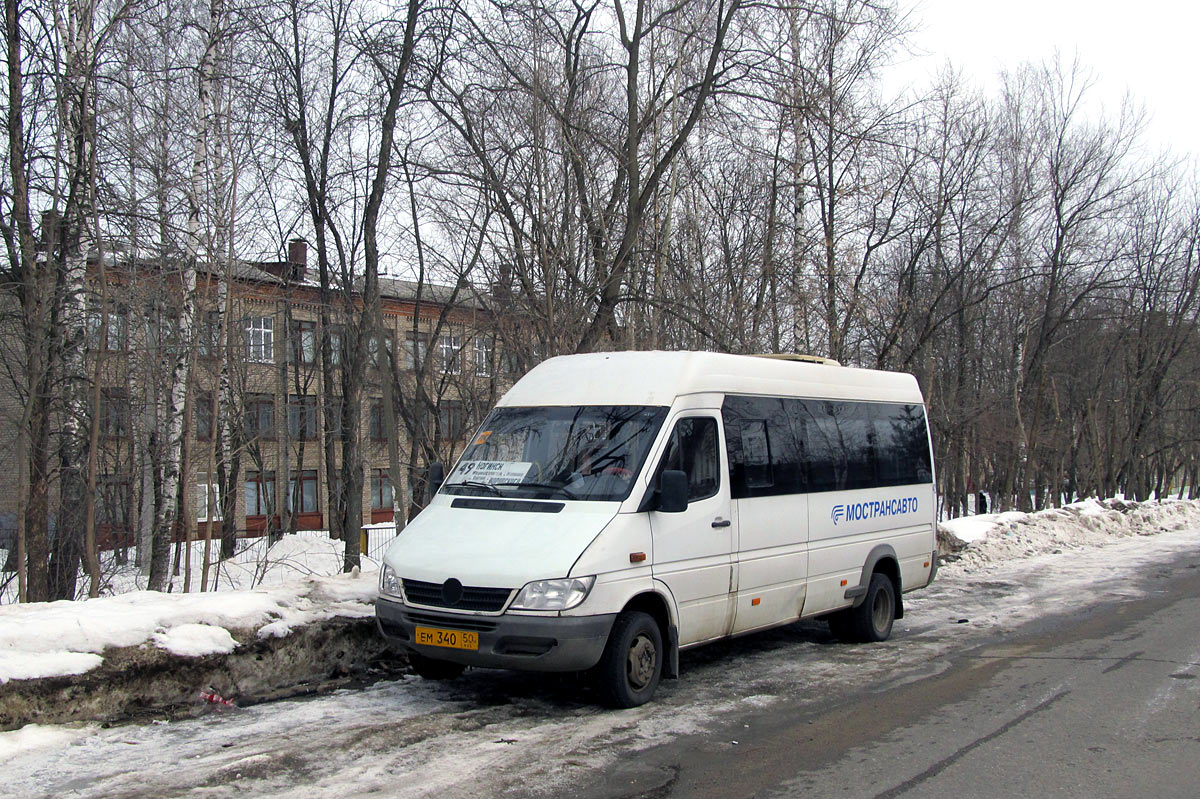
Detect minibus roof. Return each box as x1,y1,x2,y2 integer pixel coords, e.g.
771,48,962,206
497,351,924,408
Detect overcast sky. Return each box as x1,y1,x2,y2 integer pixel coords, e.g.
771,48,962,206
893,0,1198,159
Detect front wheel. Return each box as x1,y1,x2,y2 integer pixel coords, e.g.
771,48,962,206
595,611,663,708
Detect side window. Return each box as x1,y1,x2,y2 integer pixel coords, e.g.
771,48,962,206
794,400,932,491
796,400,873,491
740,420,773,489
656,417,720,502
875,403,933,486
722,395,800,498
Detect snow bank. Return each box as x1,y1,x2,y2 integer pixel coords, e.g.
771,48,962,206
0,723,90,759
151,624,239,657
0,651,103,682
939,497,1200,572
0,534,381,683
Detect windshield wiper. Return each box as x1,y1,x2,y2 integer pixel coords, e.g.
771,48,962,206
494,481,579,500
442,480,505,496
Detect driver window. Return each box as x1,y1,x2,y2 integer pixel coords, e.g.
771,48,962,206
656,417,720,501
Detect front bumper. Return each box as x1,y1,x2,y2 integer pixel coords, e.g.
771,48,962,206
376,596,616,672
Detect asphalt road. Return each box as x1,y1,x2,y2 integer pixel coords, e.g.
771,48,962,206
575,558,1200,799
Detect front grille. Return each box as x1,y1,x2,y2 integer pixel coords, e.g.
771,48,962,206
404,610,500,633
402,578,514,612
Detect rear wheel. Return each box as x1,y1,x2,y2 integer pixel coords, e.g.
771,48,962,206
409,651,466,681
596,611,662,708
830,572,896,643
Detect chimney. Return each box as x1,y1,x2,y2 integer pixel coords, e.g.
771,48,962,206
287,238,308,281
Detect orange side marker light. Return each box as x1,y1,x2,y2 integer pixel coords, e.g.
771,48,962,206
629,552,646,563
751,597,761,606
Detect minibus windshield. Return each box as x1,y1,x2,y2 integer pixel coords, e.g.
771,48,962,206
442,405,669,502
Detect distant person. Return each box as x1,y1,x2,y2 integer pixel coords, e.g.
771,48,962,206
977,491,988,514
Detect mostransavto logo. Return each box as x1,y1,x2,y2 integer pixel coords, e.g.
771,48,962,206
831,497,919,526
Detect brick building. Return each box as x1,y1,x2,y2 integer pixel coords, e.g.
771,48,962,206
0,238,504,554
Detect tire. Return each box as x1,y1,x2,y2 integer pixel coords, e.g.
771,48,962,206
409,651,466,681
595,611,663,708
831,573,896,643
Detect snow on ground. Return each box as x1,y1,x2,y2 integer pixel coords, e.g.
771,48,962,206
938,510,1027,543
0,527,399,604
0,723,90,759
1,498,1199,798
938,497,1200,571
2,499,1199,686
0,533,385,683
152,623,240,658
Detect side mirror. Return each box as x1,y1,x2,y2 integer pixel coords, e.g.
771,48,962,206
427,462,445,500
658,470,689,513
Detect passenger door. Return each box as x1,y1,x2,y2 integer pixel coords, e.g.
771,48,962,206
649,415,735,645
724,397,810,634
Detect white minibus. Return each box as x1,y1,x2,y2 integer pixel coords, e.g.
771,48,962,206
376,351,938,706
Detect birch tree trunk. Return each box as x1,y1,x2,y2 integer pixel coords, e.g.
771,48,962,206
149,0,221,589
52,0,101,600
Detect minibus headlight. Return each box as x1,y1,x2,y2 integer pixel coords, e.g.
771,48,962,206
510,576,596,611
379,564,403,597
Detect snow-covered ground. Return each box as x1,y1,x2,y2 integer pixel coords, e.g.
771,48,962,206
937,497,1200,570
0,498,1198,798
1,524,400,604
0,533,388,684
1,498,1198,686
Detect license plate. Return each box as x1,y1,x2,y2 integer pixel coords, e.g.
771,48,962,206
415,626,478,651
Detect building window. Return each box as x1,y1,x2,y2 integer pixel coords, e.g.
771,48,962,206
196,474,222,522
109,311,129,351
196,391,214,440
161,308,183,356
473,337,493,377
245,470,275,517
369,332,393,371
244,316,274,362
438,400,464,442
288,394,317,440
438,334,461,374
198,311,221,358
100,389,130,437
244,394,275,439
328,327,343,367
370,469,393,510
369,399,386,441
85,310,101,350
404,332,428,370
86,309,129,352
290,320,316,365
288,469,318,514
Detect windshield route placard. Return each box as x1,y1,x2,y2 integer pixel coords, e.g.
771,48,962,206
448,460,533,485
